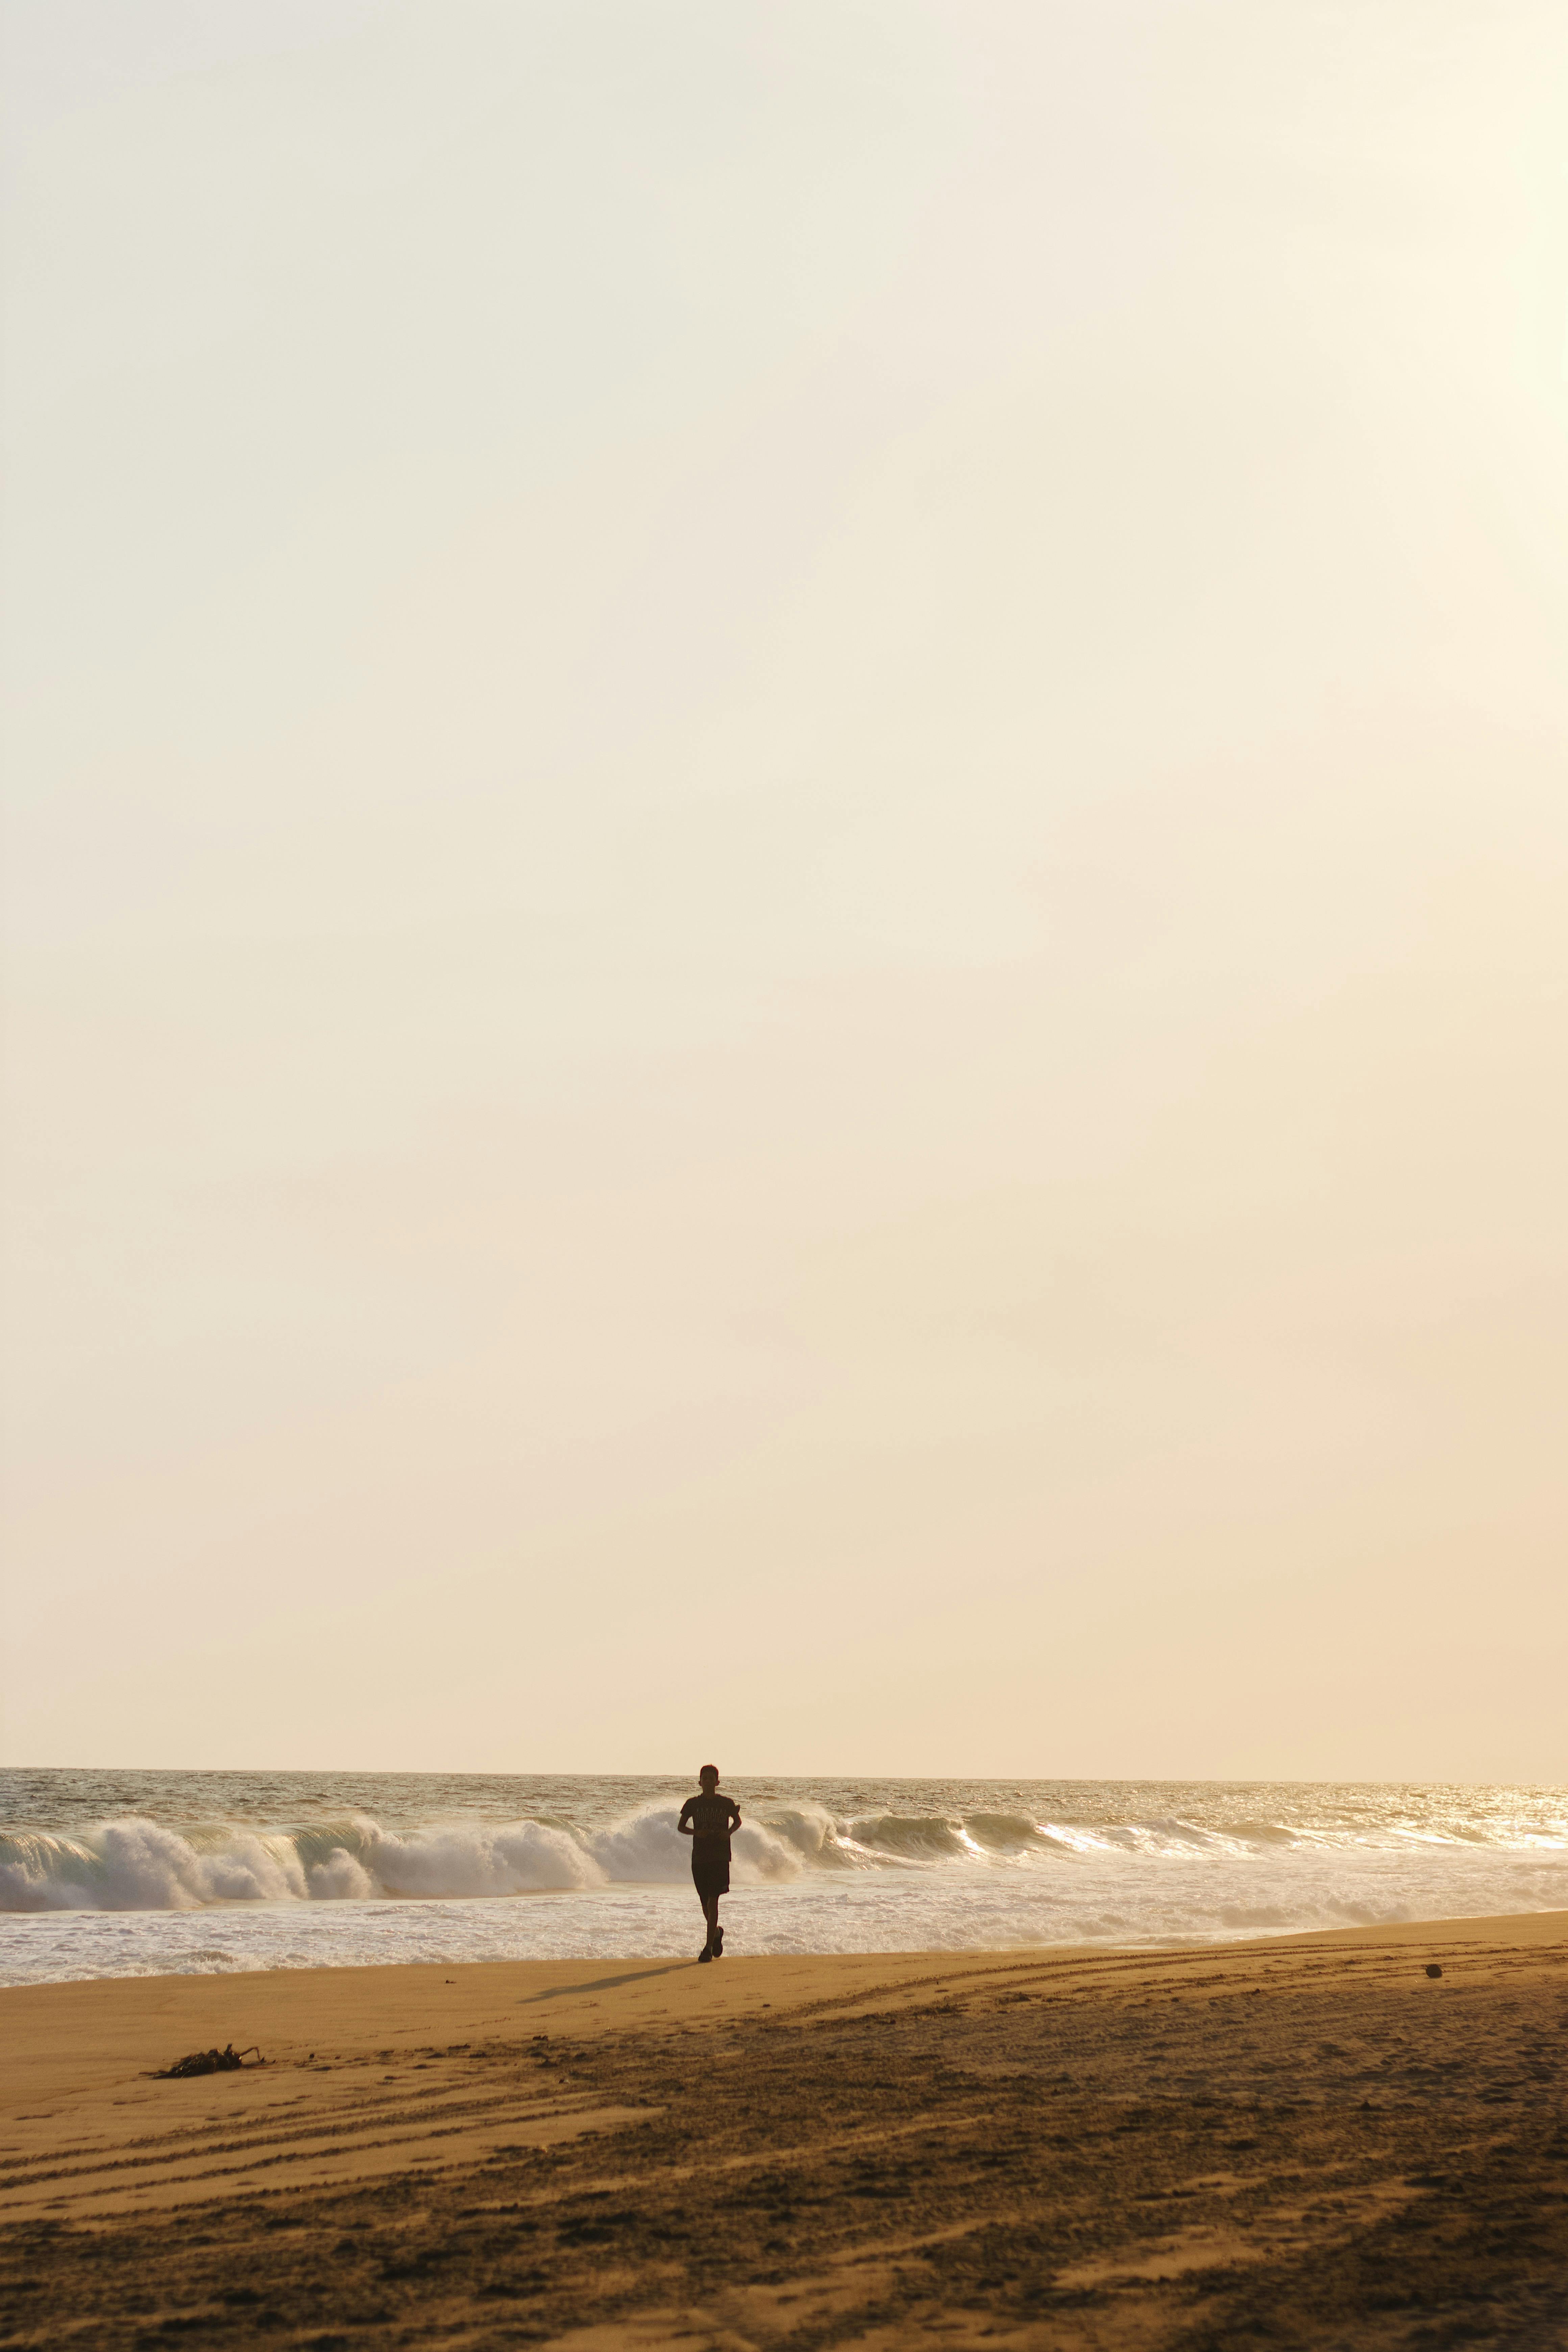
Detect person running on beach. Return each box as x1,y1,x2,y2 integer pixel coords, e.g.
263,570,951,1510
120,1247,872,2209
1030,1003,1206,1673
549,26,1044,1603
678,1765,741,1962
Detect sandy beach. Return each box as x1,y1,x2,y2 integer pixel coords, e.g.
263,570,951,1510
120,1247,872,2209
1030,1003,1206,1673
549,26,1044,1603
2,1912,1565,2348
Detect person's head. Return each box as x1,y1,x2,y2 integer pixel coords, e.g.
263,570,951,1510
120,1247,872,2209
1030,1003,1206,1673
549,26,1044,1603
699,1764,719,1791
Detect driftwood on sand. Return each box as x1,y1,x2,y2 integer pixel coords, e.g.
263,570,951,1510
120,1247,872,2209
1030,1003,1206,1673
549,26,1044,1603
150,2044,265,2079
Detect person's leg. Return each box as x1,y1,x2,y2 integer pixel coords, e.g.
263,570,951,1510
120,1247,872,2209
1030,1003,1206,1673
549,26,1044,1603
699,1890,718,1953
711,1896,723,1956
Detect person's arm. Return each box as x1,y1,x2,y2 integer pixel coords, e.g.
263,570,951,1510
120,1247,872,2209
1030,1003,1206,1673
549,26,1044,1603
728,1801,742,1830
677,1799,695,1838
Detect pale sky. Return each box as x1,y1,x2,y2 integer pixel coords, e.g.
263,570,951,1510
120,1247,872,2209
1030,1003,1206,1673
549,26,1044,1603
3,0,1566,1782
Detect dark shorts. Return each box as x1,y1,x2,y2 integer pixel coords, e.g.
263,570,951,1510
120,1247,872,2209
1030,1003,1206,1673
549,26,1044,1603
691,1844,730,1899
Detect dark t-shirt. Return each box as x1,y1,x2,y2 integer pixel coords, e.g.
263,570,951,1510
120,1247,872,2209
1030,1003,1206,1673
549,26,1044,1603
679,1791,741,1854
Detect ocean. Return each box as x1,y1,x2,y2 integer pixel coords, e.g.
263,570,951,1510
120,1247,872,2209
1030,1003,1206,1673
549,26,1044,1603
2,1770,1564,1988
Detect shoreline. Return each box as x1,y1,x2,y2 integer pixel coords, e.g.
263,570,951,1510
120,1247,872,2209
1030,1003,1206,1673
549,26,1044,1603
7,1879,1568,1987
5,1905,1566,2070
4,1908,1564,2346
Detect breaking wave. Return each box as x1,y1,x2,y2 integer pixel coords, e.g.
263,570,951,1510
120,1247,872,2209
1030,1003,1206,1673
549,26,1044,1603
3,1784,1565,1917
0,1800,857,1914
0,1814,601,1914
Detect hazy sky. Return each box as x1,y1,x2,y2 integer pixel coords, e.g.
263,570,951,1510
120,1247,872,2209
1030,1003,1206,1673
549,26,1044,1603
3,0,1566,1781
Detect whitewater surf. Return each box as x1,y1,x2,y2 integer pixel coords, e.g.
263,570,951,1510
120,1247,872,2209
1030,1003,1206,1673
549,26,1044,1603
2,1769,1564,1986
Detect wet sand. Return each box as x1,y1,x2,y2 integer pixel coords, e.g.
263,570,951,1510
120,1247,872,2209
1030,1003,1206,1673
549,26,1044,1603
2,1910,1565,2347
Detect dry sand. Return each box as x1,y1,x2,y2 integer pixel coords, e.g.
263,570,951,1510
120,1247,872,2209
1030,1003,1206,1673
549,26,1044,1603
2,1911,1565,2348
